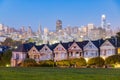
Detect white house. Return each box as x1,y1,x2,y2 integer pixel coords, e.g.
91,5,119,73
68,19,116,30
11,45,27,67
83,41,99,59
100,40,116,59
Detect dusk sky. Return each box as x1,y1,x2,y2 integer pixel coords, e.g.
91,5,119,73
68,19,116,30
0,0,120,31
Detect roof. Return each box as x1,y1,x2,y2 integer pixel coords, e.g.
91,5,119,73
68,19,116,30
92,39,104,48
61,43,69,50
35,44,44,51
50,43,59,50
13,42,35,52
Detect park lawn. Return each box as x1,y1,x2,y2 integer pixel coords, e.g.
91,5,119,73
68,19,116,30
0,67,120,80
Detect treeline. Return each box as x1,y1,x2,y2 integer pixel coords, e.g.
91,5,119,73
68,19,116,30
20,54,120,68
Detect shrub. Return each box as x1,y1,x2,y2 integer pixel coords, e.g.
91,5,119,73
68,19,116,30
21,58,37,67
69,58,87,67
39,60,55,67
88,57,105,67
56,60,70,67
105,55,120,65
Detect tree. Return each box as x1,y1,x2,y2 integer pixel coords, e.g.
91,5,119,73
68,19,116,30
116,32,120,38
69,58,87,67
2,38,14,47
56,60,70,67
20,58,37,67
1,50,12,66
88,57,105,67
39,60,55,67
105,55,120,65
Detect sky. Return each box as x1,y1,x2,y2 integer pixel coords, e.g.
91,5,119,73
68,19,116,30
0,0,120,31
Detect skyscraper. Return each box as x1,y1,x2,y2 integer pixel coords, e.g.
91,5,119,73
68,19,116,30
101,14,106,29
56,20,62,32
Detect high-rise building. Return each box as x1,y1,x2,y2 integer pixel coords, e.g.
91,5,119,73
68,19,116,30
27,26,33,37
38,25,42,35
56,20,62,32
101,14,106,29
0,24,4,31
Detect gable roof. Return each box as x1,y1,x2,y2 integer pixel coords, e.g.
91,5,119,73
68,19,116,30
83,39,104,49
35,44,44,51
50,43,59,50
61,43,69,50
92,39,104,48
13,42,35,52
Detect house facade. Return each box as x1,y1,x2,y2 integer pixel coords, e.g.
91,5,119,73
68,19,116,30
28,44,53,62
68,42,83,59
100,40,116,59
11,45,27,67
39,45,53,61
28,46,41,62
53,43,68,61
83,41,99,59
11,39,119,67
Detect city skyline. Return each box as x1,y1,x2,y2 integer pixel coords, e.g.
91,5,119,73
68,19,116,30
0,0,120,31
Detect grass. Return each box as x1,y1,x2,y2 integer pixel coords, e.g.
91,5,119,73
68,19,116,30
0,67,120,80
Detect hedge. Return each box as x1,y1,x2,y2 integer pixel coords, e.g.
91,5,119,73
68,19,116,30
88,57,105,67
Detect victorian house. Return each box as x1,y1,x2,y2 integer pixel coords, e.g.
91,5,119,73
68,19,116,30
28,44,53,62
68,41,83,59
39,44,53,61
100,39,116,59
83,40,100,59
53,42,68,61
28,45,43,62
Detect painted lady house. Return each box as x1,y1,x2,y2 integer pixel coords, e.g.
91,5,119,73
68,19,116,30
28,44,53,62
68,41,83,59
39,44,53,61
28,45,43,62
83,40,102,60
53,42,68,61
100,39,116,59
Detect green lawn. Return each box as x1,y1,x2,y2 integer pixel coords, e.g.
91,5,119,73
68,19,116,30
0,67,120,80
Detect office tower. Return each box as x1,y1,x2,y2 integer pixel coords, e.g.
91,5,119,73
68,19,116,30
56,20,62,32
38,25,42,34
43,28,49,44
27,26,33,37
21,26,25,33
101,14,106,29
0,24,4,31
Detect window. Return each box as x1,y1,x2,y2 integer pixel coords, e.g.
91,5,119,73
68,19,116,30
89,45,92,48
80,52,82,56
74,46,76,48
16,54,19,59
33,50,36,53
45,48,47,51
76,52,79,54
71,52,73,56
86,52,88,55
34,55,37,59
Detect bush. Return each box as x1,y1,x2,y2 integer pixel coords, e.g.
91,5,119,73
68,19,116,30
21,58,37,67
88,57,105,67
69,58,87,67
105,55,120,65
39,60,55,67
56,60,70,67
